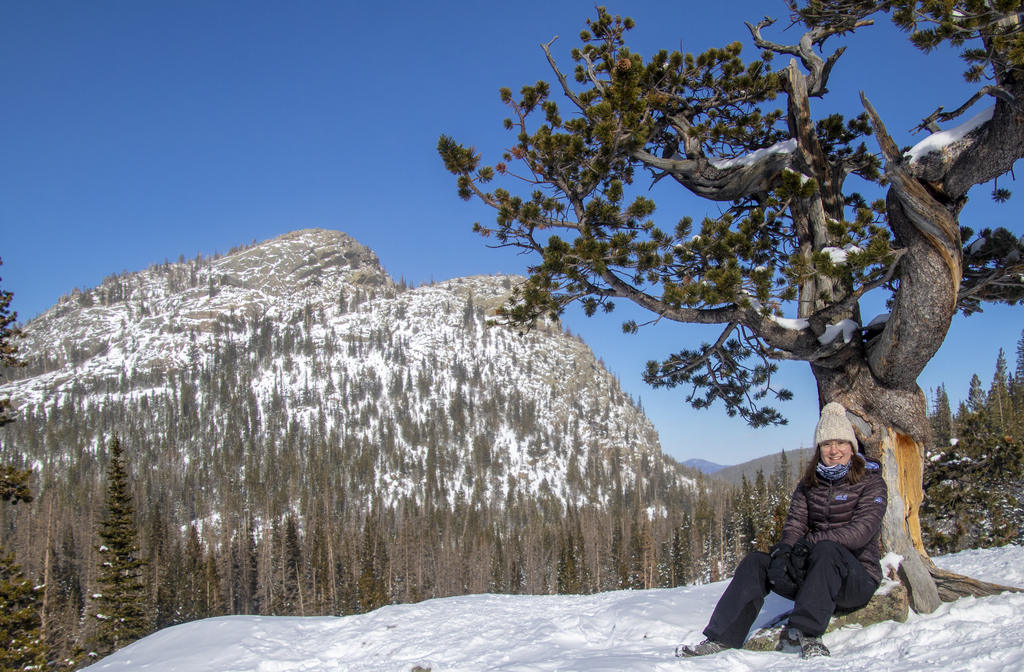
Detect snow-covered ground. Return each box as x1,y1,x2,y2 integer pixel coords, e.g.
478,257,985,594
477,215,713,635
86,545,1024,671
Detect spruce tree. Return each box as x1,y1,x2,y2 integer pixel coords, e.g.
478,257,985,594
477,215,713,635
203,552,224,618
0,257,24,428
357,517,388,613
930,385,954,452
0,550,48,671
0,260,32,505
1013,330,1024,439
46,527,85,666
668,514,692,588
280,516,304,616
90,437,150,657
182,524,204,622
0,466,32,505
0,291,48,672
988,349,1012,436
145,504,175,629
967,374,987,414
922,407,1024,553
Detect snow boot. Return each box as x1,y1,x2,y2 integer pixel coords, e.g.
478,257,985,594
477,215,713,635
675,639,730,657
775,627,801,653
798,631,830,658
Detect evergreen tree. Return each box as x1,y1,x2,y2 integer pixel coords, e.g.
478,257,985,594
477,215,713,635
1013,329,1024,439
753,470,767,548
692,479,716,584
988,349,1012,436
0,332,48,672
182,524,204,622
146,504,176,629
775,450,791,496
668,514,692,588
90,437,150,657
357,516,388,613
46,527,85,667
1017,329,1024,385
280,516,304,616
0,550,48,671
766,460,788,548
203,550,224,618
0,257,24,428
0,260,32,505
922,408,1024,553
930,385,954,451
555,517,590,594
0,466,32,505
736,474,756,552
229,520,258,615
967,374,986,414
555,529,580,595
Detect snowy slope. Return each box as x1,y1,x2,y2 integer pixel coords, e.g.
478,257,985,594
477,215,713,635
84,545,1024,671
1,229,684,511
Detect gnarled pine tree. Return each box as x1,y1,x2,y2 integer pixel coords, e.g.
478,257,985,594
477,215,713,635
439,2,1024,612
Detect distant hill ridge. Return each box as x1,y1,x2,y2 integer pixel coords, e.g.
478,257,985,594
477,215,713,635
682,458,728,473
707,448,815,487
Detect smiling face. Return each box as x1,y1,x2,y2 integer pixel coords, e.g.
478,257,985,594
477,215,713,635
819,440,854,467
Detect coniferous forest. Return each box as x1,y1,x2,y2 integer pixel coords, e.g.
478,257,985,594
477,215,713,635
0,237,1021,668
921,343,1024,554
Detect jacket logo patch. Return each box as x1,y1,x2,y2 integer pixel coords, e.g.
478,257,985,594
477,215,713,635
874,497,884,504
835,494,848,501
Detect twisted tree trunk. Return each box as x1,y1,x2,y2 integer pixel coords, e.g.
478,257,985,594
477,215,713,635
811,353,939,612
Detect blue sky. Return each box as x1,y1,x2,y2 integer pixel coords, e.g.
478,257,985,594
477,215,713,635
2,1,1021,464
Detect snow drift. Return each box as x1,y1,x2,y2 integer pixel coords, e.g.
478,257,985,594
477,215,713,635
85,544,1024,671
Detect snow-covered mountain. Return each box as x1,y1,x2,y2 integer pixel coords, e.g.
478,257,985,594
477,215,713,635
81,544,1024,671
0,229,721,656
1,228,691,514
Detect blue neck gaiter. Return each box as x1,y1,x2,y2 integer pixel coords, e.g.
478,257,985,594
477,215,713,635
816,461,851,482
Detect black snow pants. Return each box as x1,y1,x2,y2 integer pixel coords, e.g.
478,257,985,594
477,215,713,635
702,539,878,648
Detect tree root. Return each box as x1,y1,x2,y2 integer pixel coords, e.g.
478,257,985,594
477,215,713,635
926,560,1021,602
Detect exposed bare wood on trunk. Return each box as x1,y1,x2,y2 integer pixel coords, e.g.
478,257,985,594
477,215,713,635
881,429,941,614
893,432,926,553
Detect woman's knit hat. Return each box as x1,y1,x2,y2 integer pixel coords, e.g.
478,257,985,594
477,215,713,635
814,402,857,447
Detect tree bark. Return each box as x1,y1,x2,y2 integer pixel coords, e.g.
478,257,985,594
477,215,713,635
812,351,942,612
926,562,1021,601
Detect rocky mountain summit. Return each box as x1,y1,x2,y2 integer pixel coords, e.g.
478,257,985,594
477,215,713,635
19,229,389,375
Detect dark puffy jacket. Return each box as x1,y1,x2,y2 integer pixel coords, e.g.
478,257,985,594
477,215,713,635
780,459,888,583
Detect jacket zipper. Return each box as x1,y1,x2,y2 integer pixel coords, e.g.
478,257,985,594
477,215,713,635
826,480,833,528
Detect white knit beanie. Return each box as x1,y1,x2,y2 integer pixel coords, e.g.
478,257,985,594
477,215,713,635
814,402,857,447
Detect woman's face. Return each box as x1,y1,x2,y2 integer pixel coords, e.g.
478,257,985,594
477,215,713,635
820,440,854,467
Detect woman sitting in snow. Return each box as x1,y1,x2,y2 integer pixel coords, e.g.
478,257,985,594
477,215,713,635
677,402,888,659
